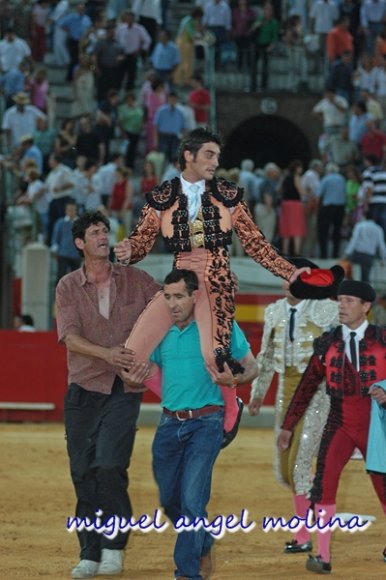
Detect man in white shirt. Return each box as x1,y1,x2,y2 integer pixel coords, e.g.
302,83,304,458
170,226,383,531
310,0,338,50
361,0,386,55
312,87,349,136
76,160,102,212
95,154,124,207
0,28,31,72
238,159,256,211
2,92,46,148
203,0,231,53
370,54,386,116
45,153,76,244
131,0,161,51
344,213,386,281
115,11,151,90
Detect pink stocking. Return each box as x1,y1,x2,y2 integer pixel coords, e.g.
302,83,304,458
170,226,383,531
315,503,336,563
293,494,311,544
144,366,162,398
220,387,240,432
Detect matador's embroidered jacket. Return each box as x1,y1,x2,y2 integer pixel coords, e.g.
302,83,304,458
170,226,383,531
126,176,296,372
128,176,296,279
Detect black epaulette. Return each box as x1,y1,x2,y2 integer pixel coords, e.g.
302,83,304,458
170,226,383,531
314,327,339,356
145,177,180,210
210,177,244,207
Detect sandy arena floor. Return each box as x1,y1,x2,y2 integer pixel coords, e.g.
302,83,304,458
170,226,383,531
0,423,385,579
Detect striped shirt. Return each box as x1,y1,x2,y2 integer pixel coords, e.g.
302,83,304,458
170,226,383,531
365,166,386,204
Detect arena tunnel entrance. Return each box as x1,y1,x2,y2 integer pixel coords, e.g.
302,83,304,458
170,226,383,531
221,114,312,170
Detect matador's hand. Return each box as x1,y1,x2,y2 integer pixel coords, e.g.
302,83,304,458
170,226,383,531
206,362,235,387
289,266,311,284
114,238,132,264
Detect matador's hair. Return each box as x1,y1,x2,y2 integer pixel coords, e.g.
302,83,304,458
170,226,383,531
178,127,223,170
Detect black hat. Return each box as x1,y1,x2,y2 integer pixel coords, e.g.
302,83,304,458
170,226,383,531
337,280,376,302
289,264,345,300
287,257,319,270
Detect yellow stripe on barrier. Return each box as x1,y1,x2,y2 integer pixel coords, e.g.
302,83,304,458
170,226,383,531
235,304,267,323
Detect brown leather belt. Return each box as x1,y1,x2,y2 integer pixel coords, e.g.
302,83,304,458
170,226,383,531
163,405,223,421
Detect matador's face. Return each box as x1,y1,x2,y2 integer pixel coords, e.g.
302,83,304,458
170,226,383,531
184,142,220,182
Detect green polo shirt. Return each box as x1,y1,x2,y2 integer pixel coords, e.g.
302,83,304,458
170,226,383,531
256,17,278,45
118,104,144,135
150,321,250,411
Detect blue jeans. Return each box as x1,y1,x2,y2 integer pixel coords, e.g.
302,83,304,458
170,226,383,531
152,410,224,579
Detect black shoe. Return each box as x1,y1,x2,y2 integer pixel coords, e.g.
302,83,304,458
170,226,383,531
306,555,332,574
383,546,386,562
284,540,312,553
221,397,244,449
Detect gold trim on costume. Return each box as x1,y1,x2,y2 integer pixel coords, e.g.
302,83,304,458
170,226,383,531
190,208,205,248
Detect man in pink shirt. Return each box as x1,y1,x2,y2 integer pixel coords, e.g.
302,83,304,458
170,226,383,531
56,209,159,579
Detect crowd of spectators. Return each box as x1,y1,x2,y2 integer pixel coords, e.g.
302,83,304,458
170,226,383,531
1,0,386,286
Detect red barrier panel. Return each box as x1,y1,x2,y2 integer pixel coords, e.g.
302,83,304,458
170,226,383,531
0,331,67,422
0,322,278,422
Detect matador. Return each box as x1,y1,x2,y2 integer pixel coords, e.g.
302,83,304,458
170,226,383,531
115,128,303,443
249,271,338,553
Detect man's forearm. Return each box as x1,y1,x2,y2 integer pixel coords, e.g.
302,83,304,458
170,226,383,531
64,333,136,369
64,333,109,361
236,352,259,384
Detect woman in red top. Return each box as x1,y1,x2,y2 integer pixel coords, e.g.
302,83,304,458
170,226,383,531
140,159,158,194
188,74,210,126
278,160,307,256
361,118,386,161
109,167,134,236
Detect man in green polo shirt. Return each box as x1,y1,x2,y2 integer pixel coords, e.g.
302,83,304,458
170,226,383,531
123,268,258,580
249,3,279,92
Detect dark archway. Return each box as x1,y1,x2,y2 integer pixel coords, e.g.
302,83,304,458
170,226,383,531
221,114,312,170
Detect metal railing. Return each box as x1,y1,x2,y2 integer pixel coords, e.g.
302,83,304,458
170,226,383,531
0,103,15,327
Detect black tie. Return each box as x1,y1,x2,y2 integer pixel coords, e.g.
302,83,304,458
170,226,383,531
289,308,296,342
350,331,357,370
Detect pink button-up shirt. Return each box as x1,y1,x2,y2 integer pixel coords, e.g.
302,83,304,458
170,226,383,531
56,263,160,393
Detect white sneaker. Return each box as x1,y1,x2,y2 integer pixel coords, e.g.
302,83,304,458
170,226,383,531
71,559,99,579
97,549,123,576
